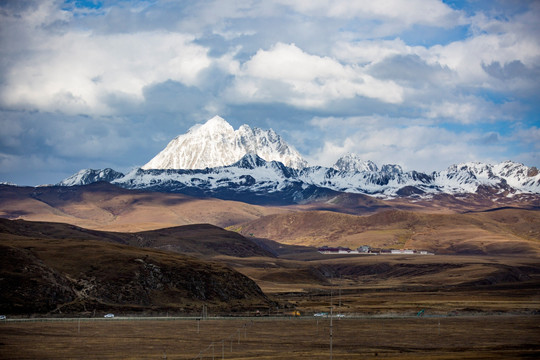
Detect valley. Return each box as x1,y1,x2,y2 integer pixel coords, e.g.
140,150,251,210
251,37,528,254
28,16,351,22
229,254,540,316
1,214,539,318
2,241,540,359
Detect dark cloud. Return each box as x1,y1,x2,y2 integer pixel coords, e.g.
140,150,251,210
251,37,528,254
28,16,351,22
368,54,451,85
482,60,538,80
0,109,161,184
142,81,210,114
0,0,40,14
476,132,501,145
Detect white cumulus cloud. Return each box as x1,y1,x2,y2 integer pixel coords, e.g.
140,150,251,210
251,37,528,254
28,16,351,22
0,3,212,115
276,0,464,27
228,42,403,107
2,31,211,114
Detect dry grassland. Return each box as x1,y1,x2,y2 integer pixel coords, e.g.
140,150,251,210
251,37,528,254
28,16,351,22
234,209,540,255
230,255,540,316
0,184,287,231
1,316,539,359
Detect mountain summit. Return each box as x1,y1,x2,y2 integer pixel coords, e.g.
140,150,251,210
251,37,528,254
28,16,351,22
333,153,378,172
142,116,308,170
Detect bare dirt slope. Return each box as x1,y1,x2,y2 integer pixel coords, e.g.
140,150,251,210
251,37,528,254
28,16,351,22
291,190,540,214
3,183,538,233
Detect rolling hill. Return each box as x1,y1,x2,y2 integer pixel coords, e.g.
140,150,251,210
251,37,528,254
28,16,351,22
0,182,287,232
0,219,273,315
2,218,539,318
230,208,540,256
1,182,539,257
0,218,274,258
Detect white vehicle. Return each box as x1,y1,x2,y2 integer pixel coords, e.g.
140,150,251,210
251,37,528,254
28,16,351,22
0,315,6,320
335,314,345,318
313,312,327,317
104,313,115,318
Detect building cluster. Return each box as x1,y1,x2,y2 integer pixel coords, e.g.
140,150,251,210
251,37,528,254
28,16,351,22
317,245,433,255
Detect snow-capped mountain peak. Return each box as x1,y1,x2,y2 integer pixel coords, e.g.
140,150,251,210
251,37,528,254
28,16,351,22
333,153,378,172
190,115,234,136
380,164,403,175
141,116,308,170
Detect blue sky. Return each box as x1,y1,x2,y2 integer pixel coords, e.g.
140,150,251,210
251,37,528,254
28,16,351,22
1,0,539,185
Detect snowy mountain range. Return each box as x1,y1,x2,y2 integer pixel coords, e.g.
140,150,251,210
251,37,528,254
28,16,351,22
59,116,540,205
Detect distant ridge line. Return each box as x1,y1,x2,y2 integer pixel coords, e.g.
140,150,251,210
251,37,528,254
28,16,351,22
461,205,540,214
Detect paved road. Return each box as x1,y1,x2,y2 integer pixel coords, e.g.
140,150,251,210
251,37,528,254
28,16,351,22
1,312,529,323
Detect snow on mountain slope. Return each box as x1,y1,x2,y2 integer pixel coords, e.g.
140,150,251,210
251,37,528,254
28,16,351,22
142,116,308,170
118,154,334,205
120,155,540,199
59,168,125,187
333,153,378,172
433,161,540,195
124,154,293,191
59,156,540,204
299,163,432,197
492,160,540,191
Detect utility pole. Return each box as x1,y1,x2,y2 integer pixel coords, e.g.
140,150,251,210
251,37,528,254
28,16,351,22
338,275,342,309
330,275,333,360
